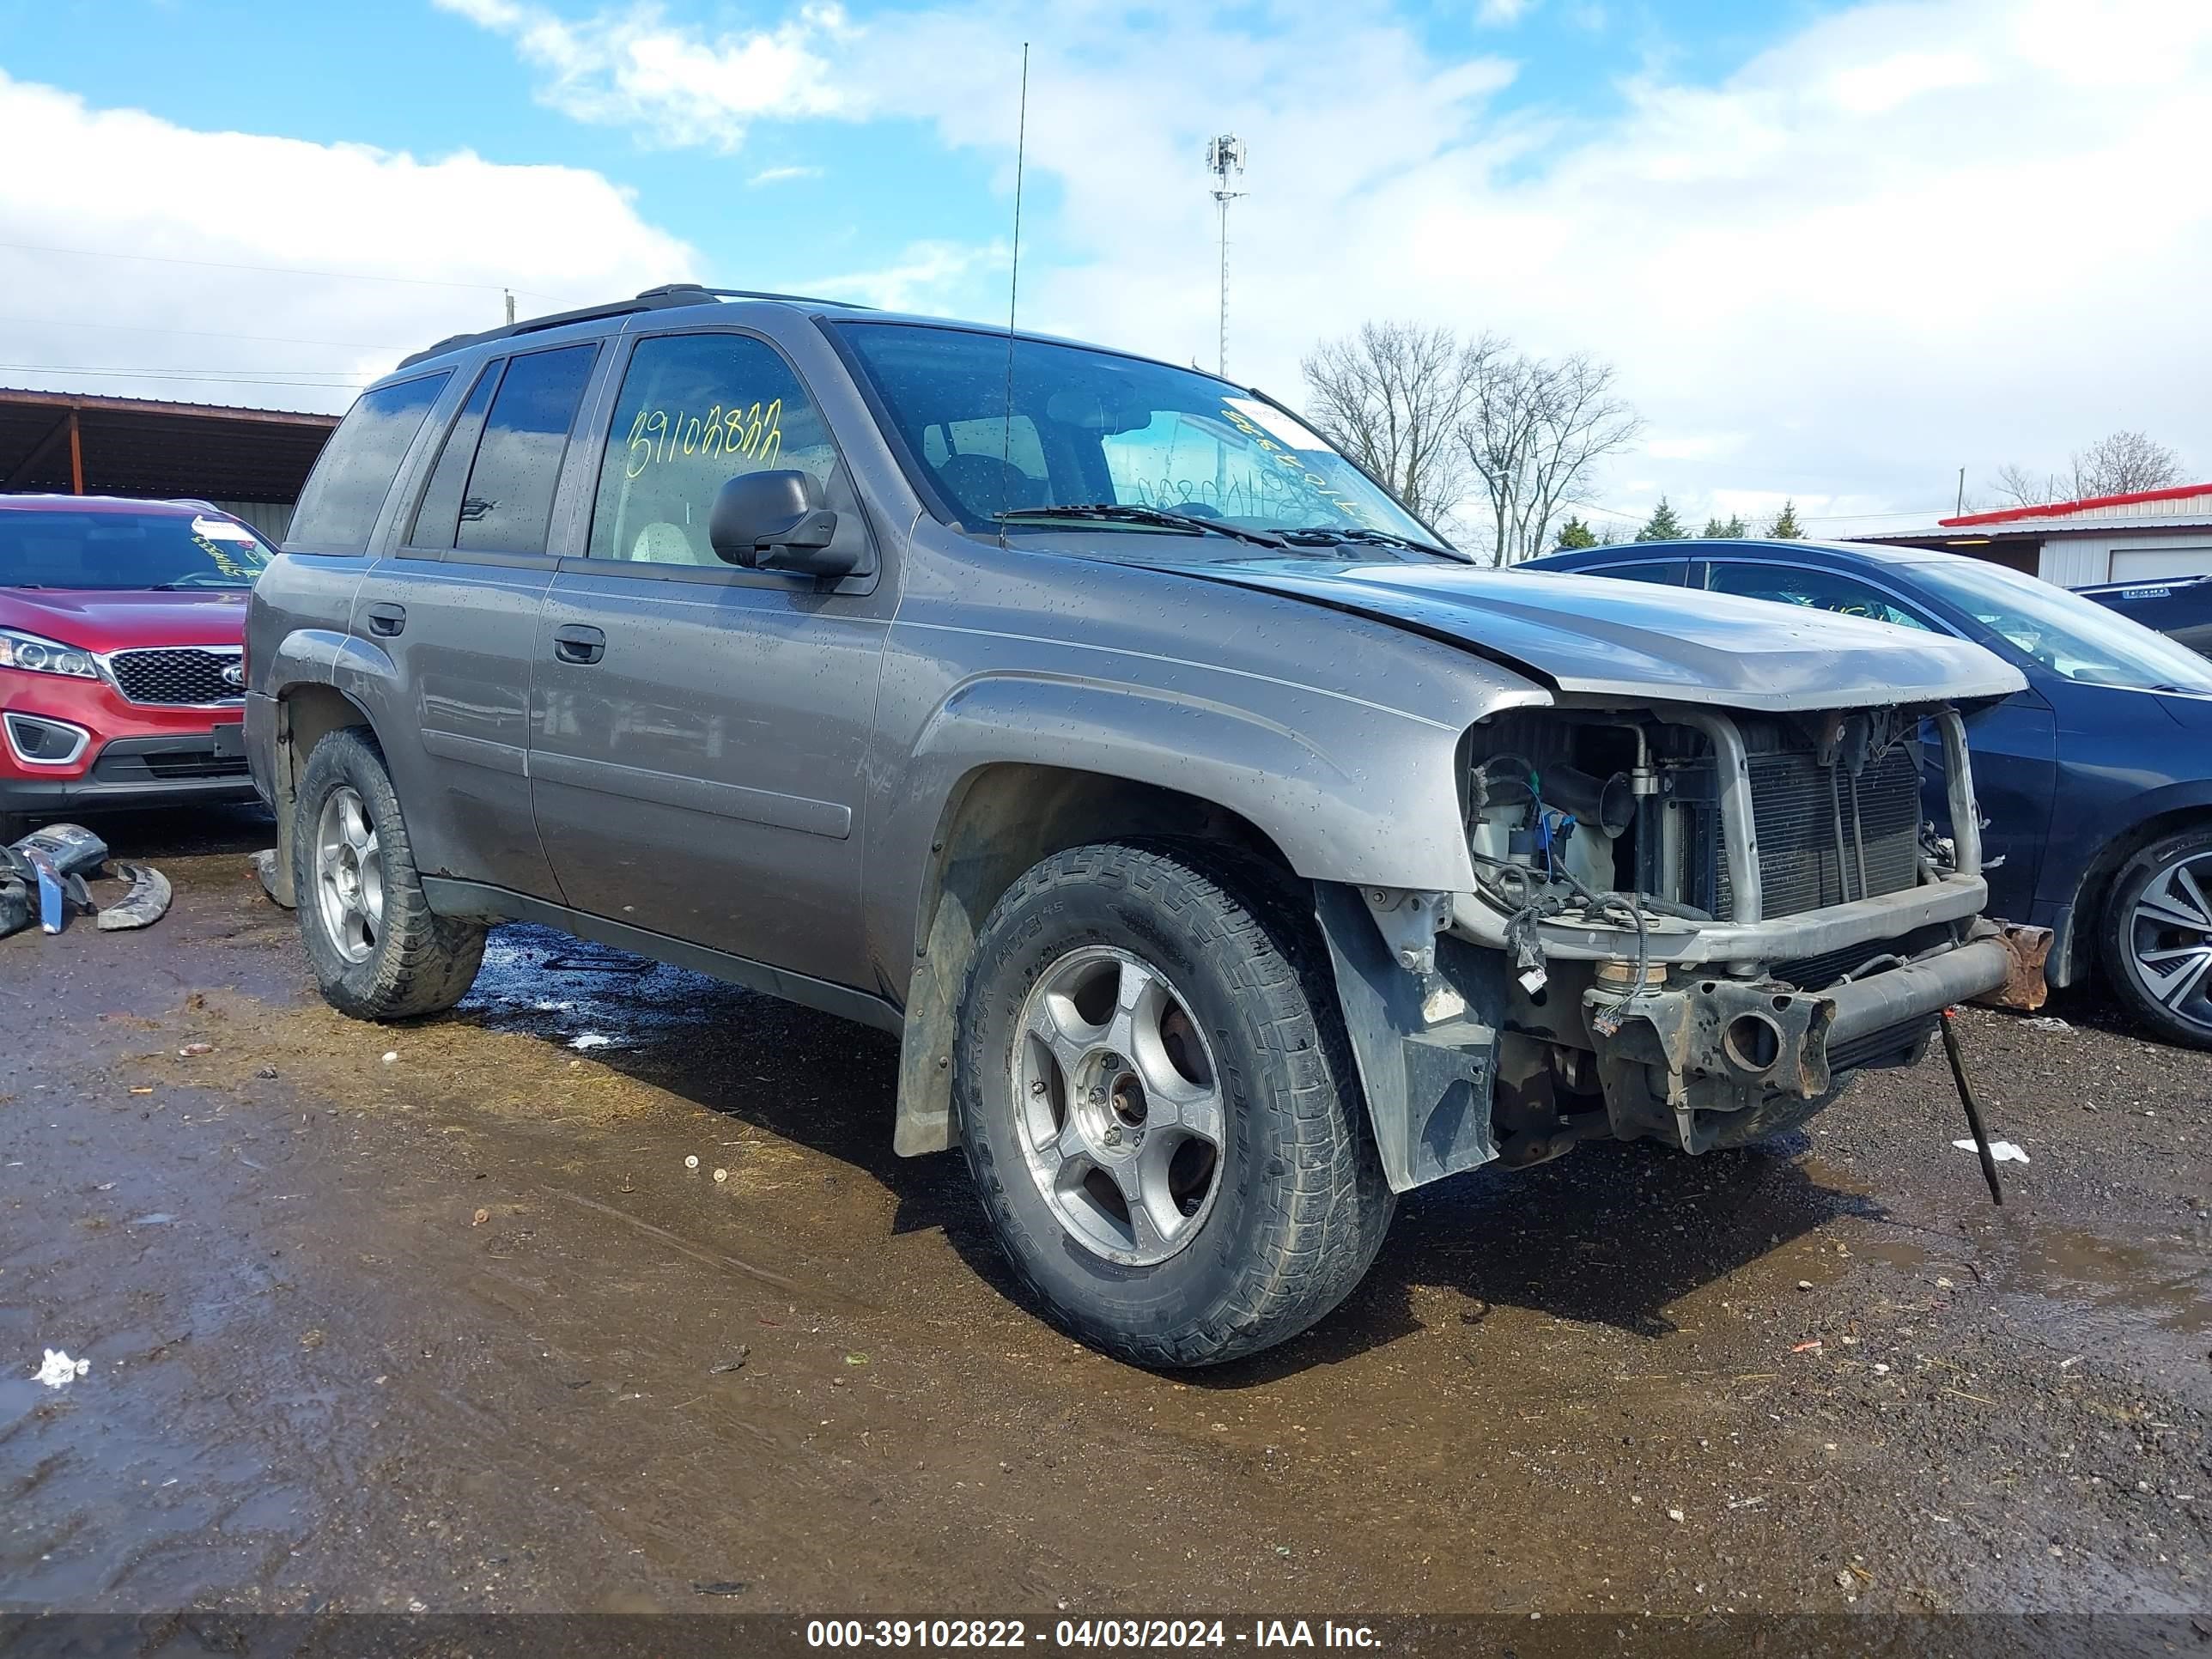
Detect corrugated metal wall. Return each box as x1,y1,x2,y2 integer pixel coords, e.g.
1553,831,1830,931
209,500,294,543
2039,535,2212,586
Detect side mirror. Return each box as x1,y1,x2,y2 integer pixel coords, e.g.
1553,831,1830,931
708,470,854,576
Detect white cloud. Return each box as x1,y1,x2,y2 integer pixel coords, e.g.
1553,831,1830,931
433,0,850,149
421,0,2212,523
0,70,695,412
748,163,823,186
805,240,1007,313
1476,0,1538,26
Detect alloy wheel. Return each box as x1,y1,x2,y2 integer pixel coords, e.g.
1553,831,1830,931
2129,853,2212,1028
1010,945,1226,1267
314,785,385,965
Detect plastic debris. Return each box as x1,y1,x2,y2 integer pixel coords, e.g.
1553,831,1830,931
568,1032,614,1051
179,1043,214,1058
684,1155,701,1170
251,848,290,908
381,1051,399,1065
1790,1339,1823,1353
97,862,173,931
2023,1015,2070,1033
1953,1138,2029,1163
471,1207,490,1226
34,1349,90,1389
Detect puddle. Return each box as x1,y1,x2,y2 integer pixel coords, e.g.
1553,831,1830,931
1989,1217,2212,1335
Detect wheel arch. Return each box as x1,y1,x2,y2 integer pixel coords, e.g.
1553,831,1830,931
2052,792,2212,987
264,679,380,909
891,762,1304,1158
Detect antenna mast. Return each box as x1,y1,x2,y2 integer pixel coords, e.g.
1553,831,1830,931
1205,134,1246,377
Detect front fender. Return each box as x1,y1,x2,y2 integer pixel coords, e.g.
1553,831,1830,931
904,670,1488,894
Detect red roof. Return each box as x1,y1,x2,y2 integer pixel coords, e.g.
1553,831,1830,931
1940,482,2212,528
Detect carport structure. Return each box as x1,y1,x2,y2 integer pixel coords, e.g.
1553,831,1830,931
0,386,337,542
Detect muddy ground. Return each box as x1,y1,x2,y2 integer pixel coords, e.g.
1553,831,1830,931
2,809,2208,1632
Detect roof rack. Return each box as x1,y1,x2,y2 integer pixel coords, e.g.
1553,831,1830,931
395,283,873,370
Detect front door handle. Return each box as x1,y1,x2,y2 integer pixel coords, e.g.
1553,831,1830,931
551,623,606,665
365,602,406,638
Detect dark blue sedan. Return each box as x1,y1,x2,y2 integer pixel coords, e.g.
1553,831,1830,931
1522,538,2212,1048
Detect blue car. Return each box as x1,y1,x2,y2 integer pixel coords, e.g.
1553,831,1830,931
2076,572,2212,658
1522,538,2212,1048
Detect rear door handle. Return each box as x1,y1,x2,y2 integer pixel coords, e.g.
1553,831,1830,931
365,602,406,638
551,623,606,665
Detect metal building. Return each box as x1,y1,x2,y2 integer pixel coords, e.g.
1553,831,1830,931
0,387,339,542
1853,483,2212,587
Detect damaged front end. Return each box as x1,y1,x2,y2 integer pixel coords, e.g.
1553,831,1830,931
1319,698,2022,1190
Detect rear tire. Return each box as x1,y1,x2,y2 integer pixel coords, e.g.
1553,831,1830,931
2100,825,2212,1049
292,727,485,1021
955,842,1393,1368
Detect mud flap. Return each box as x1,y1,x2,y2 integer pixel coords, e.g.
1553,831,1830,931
1313,881,1501,1193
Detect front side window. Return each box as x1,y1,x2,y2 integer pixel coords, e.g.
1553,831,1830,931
289,372,452,550
1913,557,2212,694
1707,562,1932,631
453,344,599,556
587,331,836,566
833,322,1449,556
0,509,270,591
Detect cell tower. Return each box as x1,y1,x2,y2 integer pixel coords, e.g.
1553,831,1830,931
1205,134,1247,377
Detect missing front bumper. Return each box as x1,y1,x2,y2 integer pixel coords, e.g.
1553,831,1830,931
1583,927,2013,1153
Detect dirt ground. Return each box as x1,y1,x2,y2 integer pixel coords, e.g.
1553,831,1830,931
3,808,2208,1635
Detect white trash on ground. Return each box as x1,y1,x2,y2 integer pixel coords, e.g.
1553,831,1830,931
1954,1138,2031,1164
2023,1016,2070,1033
568,1033,614,1051
34,1349,90,1389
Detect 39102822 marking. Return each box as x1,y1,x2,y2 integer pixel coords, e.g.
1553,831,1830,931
805,1619,1036,1648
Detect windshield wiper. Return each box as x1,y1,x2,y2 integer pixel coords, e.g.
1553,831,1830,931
995,503,1285,549
1270,525,1465,561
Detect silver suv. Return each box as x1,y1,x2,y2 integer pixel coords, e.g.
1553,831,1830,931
247,286,2025,1365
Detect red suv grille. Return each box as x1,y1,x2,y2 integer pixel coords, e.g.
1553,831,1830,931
107,647,244,707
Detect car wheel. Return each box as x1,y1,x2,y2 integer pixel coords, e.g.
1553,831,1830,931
292,726,486,1021
2100,825,2212,1049
955,842,1394,1368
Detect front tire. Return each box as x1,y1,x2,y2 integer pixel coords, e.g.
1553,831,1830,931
955,842,1393,1368
293,727,486,1021
2100,826,2212,1049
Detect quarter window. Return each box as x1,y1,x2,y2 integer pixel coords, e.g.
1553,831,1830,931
587,332,836,566
1706,562,1931,631
289,373,452,551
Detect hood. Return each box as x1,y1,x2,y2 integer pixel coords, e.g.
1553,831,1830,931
1133,557,2026,712
0,587,249,652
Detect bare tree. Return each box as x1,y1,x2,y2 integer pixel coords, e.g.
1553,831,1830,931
1987,431,2185,509
1458,349,1643,564
1989,462,2065,508
1301,322,1484,526
2072,429,2184,496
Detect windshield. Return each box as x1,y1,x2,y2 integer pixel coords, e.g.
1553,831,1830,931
0,509,270,591
833,322,1451,555
1914,557,2212,695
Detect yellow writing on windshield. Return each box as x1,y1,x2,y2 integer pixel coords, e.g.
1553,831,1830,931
190,532,250,580
625,398,784,479
1218,404,1364,519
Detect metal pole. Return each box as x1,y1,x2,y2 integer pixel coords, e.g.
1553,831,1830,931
1217,194,1229,377
1940,1007,2003,1206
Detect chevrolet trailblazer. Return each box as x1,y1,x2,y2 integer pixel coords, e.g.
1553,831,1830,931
246,285,2025,1365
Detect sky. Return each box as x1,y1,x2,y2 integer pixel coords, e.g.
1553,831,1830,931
0,0,2206,542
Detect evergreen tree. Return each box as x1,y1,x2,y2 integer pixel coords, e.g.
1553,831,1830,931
1699,516,1728,538
1767,500,1805,539
1634,497,1687,542
1723,514,1747,537
1555,515,1598,550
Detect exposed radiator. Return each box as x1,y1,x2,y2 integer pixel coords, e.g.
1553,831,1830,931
1708,740,1923,921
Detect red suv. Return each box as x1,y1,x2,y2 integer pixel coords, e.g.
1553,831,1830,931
0,494,270,842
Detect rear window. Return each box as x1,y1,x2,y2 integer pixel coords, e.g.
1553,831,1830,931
0,510,270,591
289,372,452,551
